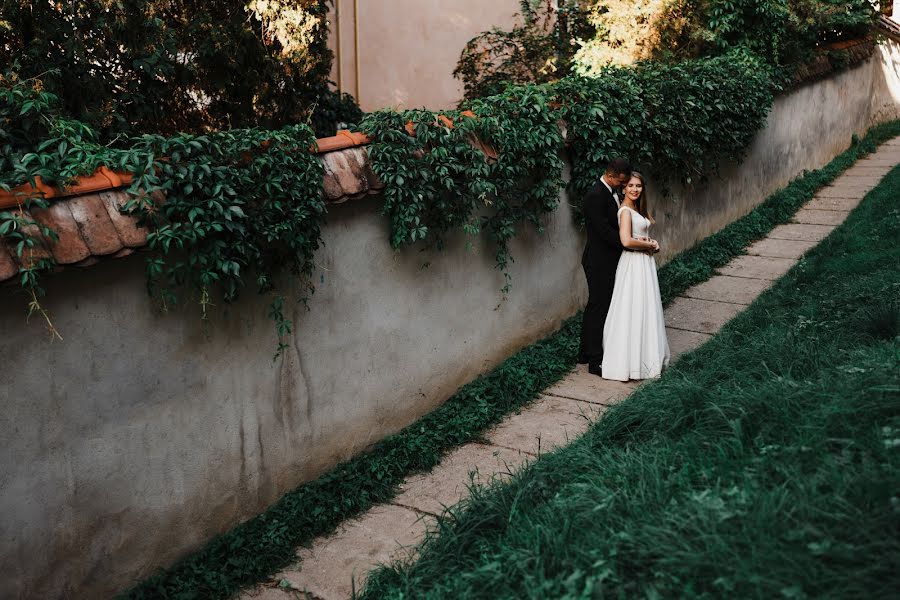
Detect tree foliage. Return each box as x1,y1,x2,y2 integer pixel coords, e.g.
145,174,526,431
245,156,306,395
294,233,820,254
574,0,878,77
452,0,594,101
0,0,361,138
454,0,878,100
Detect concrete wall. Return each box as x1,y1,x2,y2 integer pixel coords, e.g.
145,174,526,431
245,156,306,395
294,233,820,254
1,45,898,600
650,43,900,262
327,0,521,111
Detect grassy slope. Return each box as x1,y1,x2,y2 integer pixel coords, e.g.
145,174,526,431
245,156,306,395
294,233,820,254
122,123,900,599
360,166,900,598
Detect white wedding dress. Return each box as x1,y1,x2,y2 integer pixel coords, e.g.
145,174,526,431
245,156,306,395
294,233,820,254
601,206,670,381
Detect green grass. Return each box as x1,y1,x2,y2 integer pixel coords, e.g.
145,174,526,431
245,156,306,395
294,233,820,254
121,122,900,599
359,164,900,597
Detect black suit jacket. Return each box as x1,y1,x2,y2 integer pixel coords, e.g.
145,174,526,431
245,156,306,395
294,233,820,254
581,180,624,275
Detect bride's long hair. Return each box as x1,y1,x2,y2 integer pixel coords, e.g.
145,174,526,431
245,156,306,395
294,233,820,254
628,171,655,224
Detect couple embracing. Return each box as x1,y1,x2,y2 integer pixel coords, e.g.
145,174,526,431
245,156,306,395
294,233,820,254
578,158,670,382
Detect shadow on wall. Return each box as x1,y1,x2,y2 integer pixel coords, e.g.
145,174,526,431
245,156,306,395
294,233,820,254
875,39,900,120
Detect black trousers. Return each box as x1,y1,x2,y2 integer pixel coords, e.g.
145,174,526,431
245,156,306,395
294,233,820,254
579,261,617,365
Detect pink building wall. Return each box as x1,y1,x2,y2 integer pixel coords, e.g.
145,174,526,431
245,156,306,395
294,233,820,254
327,0,522,111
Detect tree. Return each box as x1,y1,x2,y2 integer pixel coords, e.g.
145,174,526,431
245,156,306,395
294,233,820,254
0,0,361,138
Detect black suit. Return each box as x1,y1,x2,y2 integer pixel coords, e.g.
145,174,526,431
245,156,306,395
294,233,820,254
579,179,624,365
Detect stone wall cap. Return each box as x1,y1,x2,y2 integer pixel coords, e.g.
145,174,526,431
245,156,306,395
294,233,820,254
0,143,388,284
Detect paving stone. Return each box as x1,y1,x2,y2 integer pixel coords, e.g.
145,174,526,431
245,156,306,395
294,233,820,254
716,255,797,281
805,196,861,211
664,296,743,335
840,166,891,178
746,238,817,260
855,157,897,167
830,177,880,189
239,586,301,599
768,223,835,242
837,169,885,179
816,184,872,198
681,274,772,304
871,150,900,161
486,395,603,455
666,327,712,361
791,209,848,226
392,444,528,516
273,505,428,600
544,365,637,404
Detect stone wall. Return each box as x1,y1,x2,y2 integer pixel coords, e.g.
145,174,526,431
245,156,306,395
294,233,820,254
1,44,898,600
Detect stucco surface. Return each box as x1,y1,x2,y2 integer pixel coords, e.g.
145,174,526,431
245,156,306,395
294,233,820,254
1,45,899,599
327,0,521,111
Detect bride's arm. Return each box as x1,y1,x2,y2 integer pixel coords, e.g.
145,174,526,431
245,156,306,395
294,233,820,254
619,214,659,251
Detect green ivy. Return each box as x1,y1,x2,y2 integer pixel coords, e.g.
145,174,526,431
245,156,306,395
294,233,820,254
361,84,564,289
0,46,872,347
556,51,775,202
124,126,325,349
360,52,776,288
1,73,324,351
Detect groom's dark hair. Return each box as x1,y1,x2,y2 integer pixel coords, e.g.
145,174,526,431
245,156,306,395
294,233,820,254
606,157,632,176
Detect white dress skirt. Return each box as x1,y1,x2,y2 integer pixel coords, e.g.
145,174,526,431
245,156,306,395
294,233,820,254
601,206,670,381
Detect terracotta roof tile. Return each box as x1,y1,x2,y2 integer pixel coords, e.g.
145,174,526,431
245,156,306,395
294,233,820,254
320,153,345,201
31,202,91,265
321,151,368,200
73,256,101,268
345,147,384,195
0,145,384,284
0,243,17,281
99,190,148,247
16,216,54,269
67,194,124,255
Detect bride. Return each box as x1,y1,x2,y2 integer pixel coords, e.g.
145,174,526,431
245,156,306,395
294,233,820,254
601,171,670,381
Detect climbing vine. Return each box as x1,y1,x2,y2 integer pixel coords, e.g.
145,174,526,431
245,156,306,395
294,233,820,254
360,83,564,291
1,70,324,351
0,41,863,346
555,51,775,201
2,52,778,340
123,125,324,352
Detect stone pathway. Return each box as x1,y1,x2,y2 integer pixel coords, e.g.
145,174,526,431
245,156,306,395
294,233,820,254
239,138,900,600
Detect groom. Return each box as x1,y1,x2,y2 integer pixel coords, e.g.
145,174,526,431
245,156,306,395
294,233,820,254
578,157,632,376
